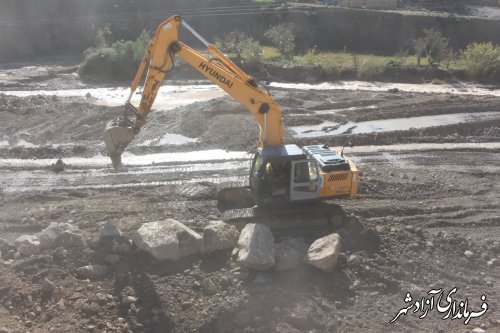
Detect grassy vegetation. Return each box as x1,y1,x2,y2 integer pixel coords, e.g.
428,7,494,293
462,43,500,82
79,26,498,83
79,29,150,80
260,45,474,80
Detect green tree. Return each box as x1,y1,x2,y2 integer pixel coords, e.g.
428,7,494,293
412,28,451,66
264,23,295,59
462,42,500,81
216,31,262,64
94,26,112,48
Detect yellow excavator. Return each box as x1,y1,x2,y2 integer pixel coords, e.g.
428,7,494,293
104,16,359,211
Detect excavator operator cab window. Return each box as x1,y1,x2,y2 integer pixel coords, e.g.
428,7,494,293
262,160,291,198
251,154,263,179
294,160,319,183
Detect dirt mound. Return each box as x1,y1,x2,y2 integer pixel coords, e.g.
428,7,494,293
176,98,259,151
0,94,121,147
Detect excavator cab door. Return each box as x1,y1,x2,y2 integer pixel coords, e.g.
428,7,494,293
290,160,321,201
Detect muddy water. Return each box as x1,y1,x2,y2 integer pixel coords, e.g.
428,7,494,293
292,111,500,138
271,81,500,97
2,142,500,193
3,85,227,109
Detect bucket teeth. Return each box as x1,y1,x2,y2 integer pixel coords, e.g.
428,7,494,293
104,118,135,168
110,153,122,169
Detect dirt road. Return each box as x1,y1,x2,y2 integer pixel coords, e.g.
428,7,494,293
0,65,499,333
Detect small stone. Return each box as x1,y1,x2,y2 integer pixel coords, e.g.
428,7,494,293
121,296,138,305
231,267,249,280
56,298,65,310
42,278,55,294
471,328,486,333
99,221,122,239
55,231,86,250
76,264,108,279
181,301,193,309
53,247,68,262
201,278,217,295
487,259,497,267
202,220,239,254
38,222,77,249
464,250,474,259
52,159,65,173
347,254,361,266
15,235,40,256
231,247,239,259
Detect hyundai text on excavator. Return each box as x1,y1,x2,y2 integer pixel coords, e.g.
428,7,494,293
104,16,359,213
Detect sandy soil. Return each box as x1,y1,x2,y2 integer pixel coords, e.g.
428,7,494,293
0,65,499,333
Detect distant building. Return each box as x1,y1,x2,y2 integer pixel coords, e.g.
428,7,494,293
339,0,398,9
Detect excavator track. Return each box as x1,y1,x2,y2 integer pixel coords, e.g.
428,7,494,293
220,200,347,232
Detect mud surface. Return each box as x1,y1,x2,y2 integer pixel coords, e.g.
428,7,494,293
0,65,499,333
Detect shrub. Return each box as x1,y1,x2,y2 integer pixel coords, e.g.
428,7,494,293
412,28,451,66
80,30,150,80
357,59,383,79
94,26,112,48
241,40,263,64
302,46,318,64
264,23,295,59
462,42,500,82
216,31,262,64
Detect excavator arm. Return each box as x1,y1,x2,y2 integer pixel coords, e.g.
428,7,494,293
104,15,284,168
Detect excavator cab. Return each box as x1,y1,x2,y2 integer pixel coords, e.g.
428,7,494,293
250,145,322,206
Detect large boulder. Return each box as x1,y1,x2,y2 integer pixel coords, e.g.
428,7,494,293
38,223,77,249
15,235,40,256
305,233,342,272
202,220,239,254
274,238,308,271
237,223,275,270
55,231,86,250
131,219,202,261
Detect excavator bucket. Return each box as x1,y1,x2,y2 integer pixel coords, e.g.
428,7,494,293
104,118,135,169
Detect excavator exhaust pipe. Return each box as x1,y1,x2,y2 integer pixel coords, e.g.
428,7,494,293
104,118,135,169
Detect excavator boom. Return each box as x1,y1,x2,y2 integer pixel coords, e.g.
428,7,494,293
104,15,284,167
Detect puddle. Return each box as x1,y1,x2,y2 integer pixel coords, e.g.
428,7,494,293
0,149,250,169
347,141,500,153
0,139,38,148
271,81,500,97
292,111,500,138
288,105,377,117
139,134,198,146
313,105,378,115
2,85,227,110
